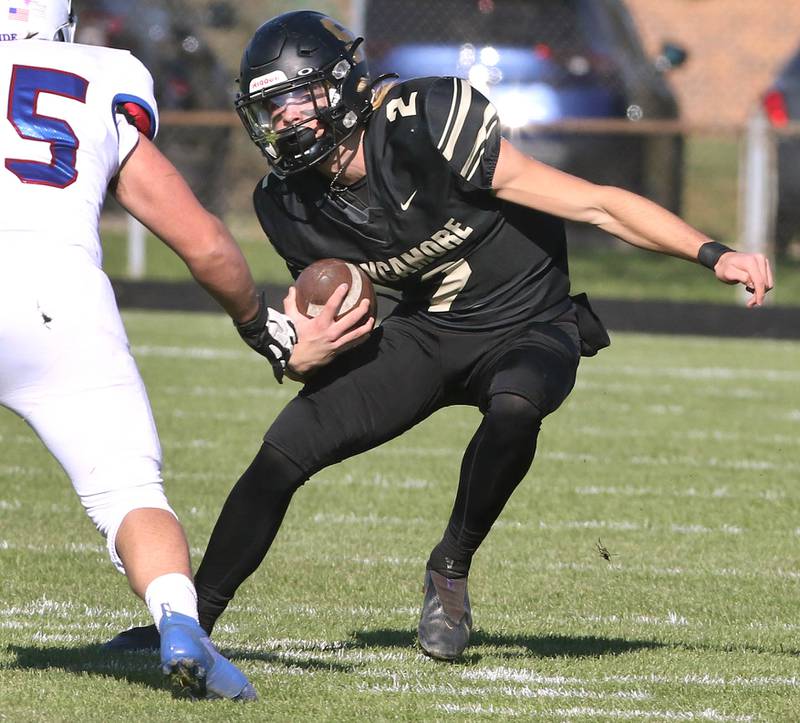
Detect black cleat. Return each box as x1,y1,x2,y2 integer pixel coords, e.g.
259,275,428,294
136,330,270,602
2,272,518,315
103,623,160,652
417,569,472,661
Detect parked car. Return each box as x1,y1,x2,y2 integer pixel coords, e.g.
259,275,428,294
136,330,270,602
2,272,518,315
763,44,800,259
76,0,232,213
359,0,686,217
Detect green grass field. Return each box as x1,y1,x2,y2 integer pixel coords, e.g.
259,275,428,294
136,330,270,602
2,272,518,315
1,311,799,720
99,220,800,308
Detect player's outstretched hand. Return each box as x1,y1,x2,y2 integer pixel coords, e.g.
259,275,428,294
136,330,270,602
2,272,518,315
714,251,774,307
283,284,374,379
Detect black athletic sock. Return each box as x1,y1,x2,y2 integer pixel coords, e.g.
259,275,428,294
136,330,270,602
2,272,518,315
426,539,470,579
194,442,306,634
429,393,541,580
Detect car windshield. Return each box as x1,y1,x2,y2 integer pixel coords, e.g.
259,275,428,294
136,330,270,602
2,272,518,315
366,0,600,55
364,0,632,99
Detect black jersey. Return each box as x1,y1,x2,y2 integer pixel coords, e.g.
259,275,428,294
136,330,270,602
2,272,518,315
253,77,572,331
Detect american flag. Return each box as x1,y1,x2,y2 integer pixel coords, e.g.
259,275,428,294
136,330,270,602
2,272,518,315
9,7,30,22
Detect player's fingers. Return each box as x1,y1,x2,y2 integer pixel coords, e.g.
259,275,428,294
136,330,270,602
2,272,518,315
283,285,298,314
747,260,768,305
720,259,750,286
760,255,774,292
739,270,762,305
318,284,349,322
336,316,375,348
334,298,371,331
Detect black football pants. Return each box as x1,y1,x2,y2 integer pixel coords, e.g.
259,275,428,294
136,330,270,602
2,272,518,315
195,309,580,632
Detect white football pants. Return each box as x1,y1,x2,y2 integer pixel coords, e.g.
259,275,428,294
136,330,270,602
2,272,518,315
0,241,174,571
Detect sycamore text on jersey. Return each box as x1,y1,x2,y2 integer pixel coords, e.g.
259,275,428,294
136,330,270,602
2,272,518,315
358,217,473,283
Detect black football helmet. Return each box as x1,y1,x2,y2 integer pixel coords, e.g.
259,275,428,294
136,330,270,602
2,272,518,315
236,11,377,176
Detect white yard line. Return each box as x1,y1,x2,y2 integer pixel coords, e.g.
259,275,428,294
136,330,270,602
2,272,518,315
1,620,119,631
0,465,48,477
583,364,800,384
0,599,139,621
314,473,431,490
131,344,253,361
3,535,798,582
358,445,796,476
436,702,520,716
532,560,800,583
574,425,799,448
574,484,794,503
308,513,785,540
169,408,266,422
159,384,289,399
0,435,39,445
357,680,651,701
0,541,105,555
3,608,792,702
434,703,753,720
461,667,800,689
576,380,770,403
312,512,429,526
547,707,754,721
160,438,218,449
336,553,800,584
96,351,800,421
629,454,800,473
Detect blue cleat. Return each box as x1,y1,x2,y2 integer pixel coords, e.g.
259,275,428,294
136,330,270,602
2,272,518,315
159,608,257,701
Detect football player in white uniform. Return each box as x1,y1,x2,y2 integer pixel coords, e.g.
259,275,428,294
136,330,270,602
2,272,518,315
0,0,369,701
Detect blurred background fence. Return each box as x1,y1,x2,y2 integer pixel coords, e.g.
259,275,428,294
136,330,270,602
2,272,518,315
80,0,800,306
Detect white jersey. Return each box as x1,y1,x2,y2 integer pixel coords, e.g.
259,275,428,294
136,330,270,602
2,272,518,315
0,41,158,265
0,44,168,573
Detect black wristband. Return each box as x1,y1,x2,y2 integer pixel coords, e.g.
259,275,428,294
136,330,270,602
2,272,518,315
234,292,268,335
697,241,734,270
233,291,297,384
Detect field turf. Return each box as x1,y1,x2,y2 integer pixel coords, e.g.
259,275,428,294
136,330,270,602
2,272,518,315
1,311,799,720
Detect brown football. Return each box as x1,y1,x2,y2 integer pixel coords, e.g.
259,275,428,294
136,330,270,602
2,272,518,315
294,258,377,320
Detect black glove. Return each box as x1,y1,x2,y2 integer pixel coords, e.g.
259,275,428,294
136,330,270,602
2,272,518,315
235,292,297,383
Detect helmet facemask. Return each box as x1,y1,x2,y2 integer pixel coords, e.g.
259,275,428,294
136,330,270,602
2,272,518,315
237,40,370,176
53,7,77,42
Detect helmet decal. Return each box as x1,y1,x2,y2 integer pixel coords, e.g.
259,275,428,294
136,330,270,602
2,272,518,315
249,70,289,93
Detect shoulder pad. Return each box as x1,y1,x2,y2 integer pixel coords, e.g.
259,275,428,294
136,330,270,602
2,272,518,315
422,77,501,187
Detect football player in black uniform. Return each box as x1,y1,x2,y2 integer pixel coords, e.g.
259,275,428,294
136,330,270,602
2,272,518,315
108,10,773,661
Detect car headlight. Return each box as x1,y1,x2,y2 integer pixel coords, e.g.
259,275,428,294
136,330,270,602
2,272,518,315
490,84,559,128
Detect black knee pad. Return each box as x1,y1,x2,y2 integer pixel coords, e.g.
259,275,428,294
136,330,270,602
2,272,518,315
484,392,543,442
239,442,309,496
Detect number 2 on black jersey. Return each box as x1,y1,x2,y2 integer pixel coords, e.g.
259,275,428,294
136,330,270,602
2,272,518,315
5,65,88,188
